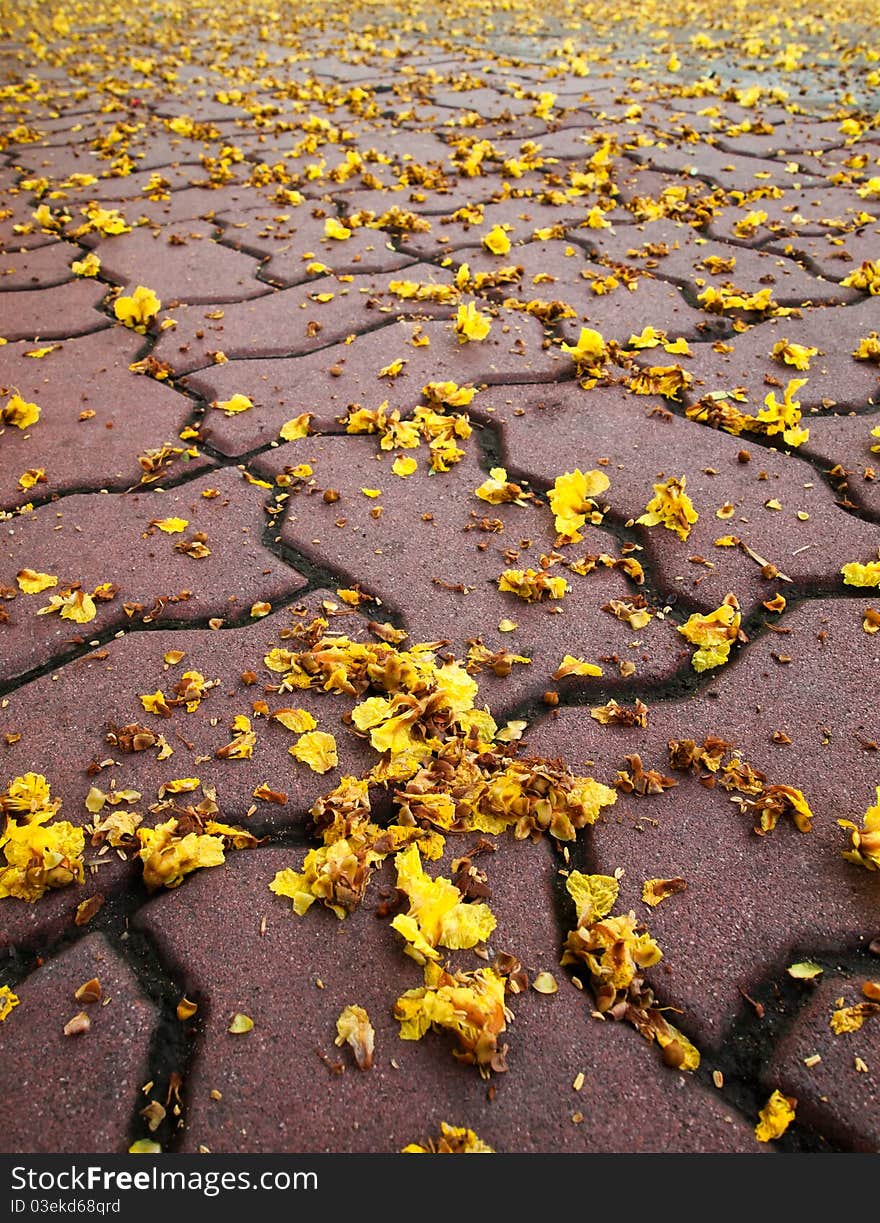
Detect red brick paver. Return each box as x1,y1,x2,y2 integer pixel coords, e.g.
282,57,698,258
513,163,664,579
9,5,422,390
2,0,879,1156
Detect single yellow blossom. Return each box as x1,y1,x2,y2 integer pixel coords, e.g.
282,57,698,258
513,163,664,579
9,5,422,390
637,475,699,541
548,468,610,542
678,594,741,671
114,286,161,331
290,730,338,774
212,393,253,415
482,225,511,255
454,301,492,343
2,394,41,430
755,1090,796,1143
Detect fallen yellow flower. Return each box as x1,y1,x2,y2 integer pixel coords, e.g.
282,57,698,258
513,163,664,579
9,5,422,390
114,285,161,331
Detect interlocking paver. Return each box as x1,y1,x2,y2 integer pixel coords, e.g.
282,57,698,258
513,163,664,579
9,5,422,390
567,217,859,308
3,0,880,1159
0,240,78,289
1,280,111,341
3,933,158,1152
137,841,756,1153
254,437,688,709
151,264,458,375
89,220,266,305
0,467,306,685
682,296,880,413
186,313,566,455
0,327,211,508
525,599,880,1048
497,381,880,615
764,974,880,1152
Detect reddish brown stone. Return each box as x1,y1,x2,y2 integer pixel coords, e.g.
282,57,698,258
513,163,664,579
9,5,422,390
91,220,265,305
568,217,858,309
253,435,687,709
0,240,78,289
682,296,880,414
497,381,879,616
526,599,880,1049
0,280,110,341
150,263,458,375
764,974,880,1152
136,841,757,1152
0,467,306,684
187,311,566,456
0,328,209,509
3,933,157,1153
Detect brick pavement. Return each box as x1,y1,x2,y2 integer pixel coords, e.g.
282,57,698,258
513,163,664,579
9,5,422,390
1,0,879,1155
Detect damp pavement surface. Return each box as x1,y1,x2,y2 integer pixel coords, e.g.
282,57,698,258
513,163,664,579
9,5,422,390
1,0,879,1157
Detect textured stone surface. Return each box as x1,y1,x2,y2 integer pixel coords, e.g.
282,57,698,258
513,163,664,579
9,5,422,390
568,217,859,308
186,312,567,456
764,974,880,1152
4,0,880,1159
497,381,880,616
137,841,757,1153
2,934,158,1153
150,263,458,375
0,467,306,684
90,221,266,305
0,328,209,508
0,280,110,341
0,239,78,289
526,599,880,1049
683,296,880,414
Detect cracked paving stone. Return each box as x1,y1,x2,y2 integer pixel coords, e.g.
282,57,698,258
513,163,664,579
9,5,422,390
0,280,111,342
0,186,62,253
495,381,880,616
0,328,212,509
799,413,880,517
764,972,880,1153
625,143,826,195
150,263,458,376
253,436,687,710
683,295,880,414
0,466,307,686
7,137,195,185
129,183,272,229
704,185,877,244
135,840,757,1153
2,933,158,1153
525,599,880,1050
396,195,616,262
188,312,566,457
4,0,880,1160
87,220,266,306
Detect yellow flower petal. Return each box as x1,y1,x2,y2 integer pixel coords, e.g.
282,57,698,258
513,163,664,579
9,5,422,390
16,569,57,594
454,301,492,343
2,394,41,430
114,285,161,331
278,412,312,440
213,393,253,416
482,224,511,255
392,455,418,477
0,986,20,1021
755,1090,796,1142
290,730,338,774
